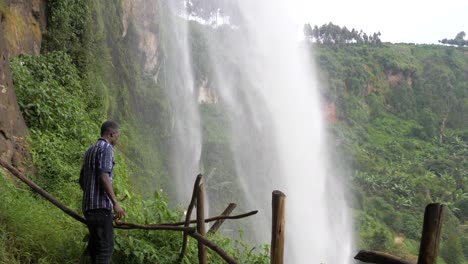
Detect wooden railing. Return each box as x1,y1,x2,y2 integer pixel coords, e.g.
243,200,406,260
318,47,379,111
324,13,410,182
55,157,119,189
355,203,445,264
0,160,256,263
2,158,443,264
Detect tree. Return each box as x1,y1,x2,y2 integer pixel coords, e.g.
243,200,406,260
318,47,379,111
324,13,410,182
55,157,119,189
303,23,313,39
439,31,468,47
303,22,381,46
183,0,240,25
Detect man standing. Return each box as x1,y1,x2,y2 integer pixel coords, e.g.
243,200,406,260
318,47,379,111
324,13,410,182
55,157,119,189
80,121,125,264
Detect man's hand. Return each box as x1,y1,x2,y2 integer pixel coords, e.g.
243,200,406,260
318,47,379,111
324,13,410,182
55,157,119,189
113,202,125,220
99,171,125,220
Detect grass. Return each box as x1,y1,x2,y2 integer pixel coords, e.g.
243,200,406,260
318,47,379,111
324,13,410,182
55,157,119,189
0,169,86,264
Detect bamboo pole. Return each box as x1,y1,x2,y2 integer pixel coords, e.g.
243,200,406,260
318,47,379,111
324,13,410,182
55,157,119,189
354,250,414,264
208,203,237,234
197,182,207,264
417,203,444,264
271,190,286,264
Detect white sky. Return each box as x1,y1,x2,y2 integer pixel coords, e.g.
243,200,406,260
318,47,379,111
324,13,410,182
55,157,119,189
294,0,468,44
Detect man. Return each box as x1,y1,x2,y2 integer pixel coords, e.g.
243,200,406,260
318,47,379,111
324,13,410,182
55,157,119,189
80,121,125,264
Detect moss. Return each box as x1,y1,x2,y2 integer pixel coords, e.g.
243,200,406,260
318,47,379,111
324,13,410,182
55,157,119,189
2,5,27,50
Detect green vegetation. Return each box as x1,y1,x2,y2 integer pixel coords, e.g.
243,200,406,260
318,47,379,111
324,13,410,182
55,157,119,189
2,0,467,261
10,52,101,197
0,169,86,263
314,43,467,262
3,0,269,263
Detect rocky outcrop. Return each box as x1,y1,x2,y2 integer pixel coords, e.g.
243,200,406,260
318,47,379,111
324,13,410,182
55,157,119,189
386,70,414,88
0,0,46,172
2,0,46,55
0,27,31,172
198,79,218,104
323,102,337,123
122,0,160,73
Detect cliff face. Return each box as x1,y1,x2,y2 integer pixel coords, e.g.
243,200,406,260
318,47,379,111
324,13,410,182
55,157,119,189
0,0,46,172
122,0,160,73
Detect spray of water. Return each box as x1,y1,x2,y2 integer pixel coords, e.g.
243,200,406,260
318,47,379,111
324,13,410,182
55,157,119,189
159,1,202,203
159,0,353,262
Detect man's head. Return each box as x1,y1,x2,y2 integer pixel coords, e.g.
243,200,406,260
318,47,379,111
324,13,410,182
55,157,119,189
100,121,120,146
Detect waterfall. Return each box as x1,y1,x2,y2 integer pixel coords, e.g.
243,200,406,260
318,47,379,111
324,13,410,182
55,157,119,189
159,1,202,203
158,0,353,262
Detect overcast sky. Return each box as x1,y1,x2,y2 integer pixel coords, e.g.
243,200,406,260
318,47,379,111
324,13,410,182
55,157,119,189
294,0,468,44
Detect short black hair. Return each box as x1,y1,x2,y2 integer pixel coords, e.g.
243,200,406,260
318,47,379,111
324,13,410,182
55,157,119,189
100,121,119,136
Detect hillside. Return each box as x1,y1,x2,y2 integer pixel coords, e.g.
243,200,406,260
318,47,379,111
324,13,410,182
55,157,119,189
0,0,467,263
313,43,467,262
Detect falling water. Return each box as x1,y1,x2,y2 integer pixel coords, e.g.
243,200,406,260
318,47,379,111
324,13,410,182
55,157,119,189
158,0,353,262
159,1,202,203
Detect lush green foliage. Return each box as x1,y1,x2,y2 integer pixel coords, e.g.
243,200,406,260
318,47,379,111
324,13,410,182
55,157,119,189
42,0,92,71
10,52,101,200
315,43,468,262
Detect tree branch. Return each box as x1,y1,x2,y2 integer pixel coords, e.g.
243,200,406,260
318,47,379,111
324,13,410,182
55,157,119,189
0,159,87,224
189,232,238,264
163,210,258,227
114,221,196,232
208,203,237,234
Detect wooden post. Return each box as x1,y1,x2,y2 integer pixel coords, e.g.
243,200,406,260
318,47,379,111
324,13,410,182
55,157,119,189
179,174,202,263
271,190,286,264
417,203,444,264
197,182,207,264
208,203,237,234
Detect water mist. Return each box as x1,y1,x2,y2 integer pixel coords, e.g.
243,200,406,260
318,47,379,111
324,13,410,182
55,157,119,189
159,0,353,262
159,1,202,203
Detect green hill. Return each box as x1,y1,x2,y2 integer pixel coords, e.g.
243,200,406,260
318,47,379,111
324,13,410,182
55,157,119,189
313,43,467,263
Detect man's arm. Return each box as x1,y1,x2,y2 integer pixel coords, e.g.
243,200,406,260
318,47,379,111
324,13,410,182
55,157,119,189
99,171,125,220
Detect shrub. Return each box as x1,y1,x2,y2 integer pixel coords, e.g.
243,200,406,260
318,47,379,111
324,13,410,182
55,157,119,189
10,52,101,194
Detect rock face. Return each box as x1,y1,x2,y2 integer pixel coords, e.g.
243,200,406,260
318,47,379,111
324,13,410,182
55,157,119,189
387,69,414,88
198,79,219,104
122,0,160,73
2,0,46,55
0,26,30,172
0,0,46,172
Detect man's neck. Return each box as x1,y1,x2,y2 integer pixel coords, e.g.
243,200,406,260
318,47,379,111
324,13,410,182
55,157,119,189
100,136,112,145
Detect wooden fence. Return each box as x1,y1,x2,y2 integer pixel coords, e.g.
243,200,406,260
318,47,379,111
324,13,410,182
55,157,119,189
1,159,444,264
0,159,285,264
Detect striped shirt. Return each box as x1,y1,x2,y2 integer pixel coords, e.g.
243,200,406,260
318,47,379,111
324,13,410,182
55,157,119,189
80,138,115,213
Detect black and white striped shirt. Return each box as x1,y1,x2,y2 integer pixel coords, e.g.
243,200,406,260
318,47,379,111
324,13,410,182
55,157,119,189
80,138,115,213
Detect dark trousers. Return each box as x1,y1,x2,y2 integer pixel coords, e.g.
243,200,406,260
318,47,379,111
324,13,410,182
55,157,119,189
85,209,114,264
